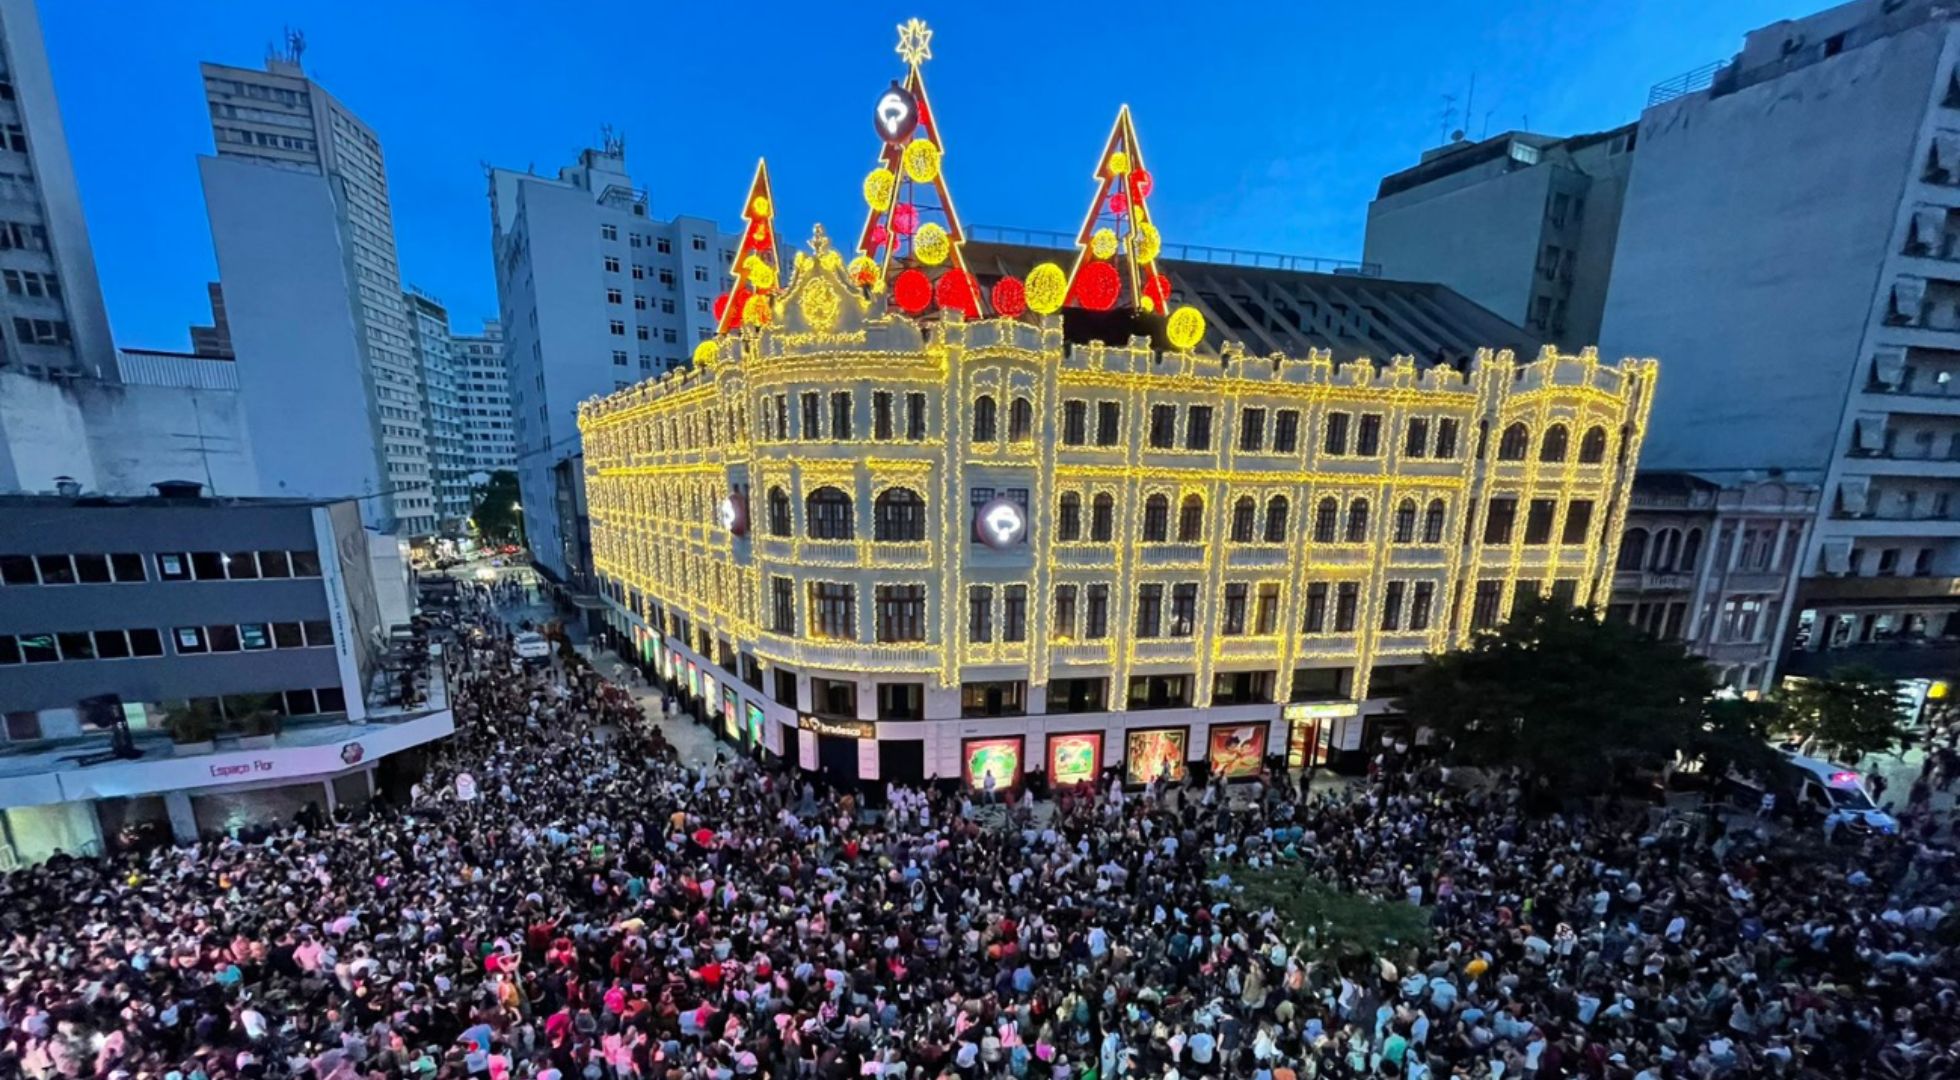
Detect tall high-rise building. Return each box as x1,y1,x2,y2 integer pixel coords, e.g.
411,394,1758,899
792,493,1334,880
488,141,735,587
405,290,470,529
197,43,434,535
0,0,115,381
1600,0,1960,684
454,319,513,478
187,282,233,358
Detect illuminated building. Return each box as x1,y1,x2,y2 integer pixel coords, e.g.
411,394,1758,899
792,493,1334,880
577,21,1658,786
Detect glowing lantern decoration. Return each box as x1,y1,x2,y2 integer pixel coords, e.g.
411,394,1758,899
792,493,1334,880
712,293,731,323
1135,222,1162,263
1166,305,1205,350
1107,150,1130,175
745,255,778,291
742,294,772,328
935,269,974,313
903,139,941,183
893,268,933,313
863,168,896,211
1074,261,1120,311
1133,169,1153,198
874,79,920,144
991,276,1027,317
1025,263,1067,315
1140,295,1156,313
1109,192,1129,215
692,339,719,366
848,255,880,288
1090,228,1118,260
891,203,918,236
913,222,950,266
750,195,771,217
869,223,889,248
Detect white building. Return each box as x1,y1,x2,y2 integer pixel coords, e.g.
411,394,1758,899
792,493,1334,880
198,46,434,536
0,0,115,381
1601,0,1960,683
455,319,513,478
488,140,735,589
404,290,470,530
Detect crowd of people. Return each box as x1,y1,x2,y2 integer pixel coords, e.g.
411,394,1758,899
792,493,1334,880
2,590,1957,1080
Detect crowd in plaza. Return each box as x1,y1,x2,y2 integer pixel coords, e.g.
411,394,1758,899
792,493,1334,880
1,592,1957,1080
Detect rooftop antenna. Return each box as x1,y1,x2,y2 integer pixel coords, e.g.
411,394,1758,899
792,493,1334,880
1463,72,1477,138
601,124,625,157
1435,92,1459,146
272,26,306,68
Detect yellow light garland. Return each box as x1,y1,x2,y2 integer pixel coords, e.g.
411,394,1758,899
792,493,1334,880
863,168,896,211
1025,263,1067,315
1166,306,1205,351
903,140,941,184
1090,228,1118,260
913,222,950,266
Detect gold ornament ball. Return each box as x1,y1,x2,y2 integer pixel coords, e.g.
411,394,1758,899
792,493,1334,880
863,168,896,211
1025,262,1067,315
1108,151,1130,175
1166,305,1205,351
742,294,771,328
1090,227,1118,260
750,195,771,218
913,223,950,267
692,339,719,366
1135,222,1162,264
902,140,941,184
820,248,844,272
1140,295,1156,313
745,257,778,291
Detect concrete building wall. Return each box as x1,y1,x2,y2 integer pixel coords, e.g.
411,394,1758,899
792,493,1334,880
1365,160,1549,332
0,369,258,497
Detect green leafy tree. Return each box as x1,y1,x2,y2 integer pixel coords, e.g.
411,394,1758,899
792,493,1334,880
470,470,523,546
1394,594,1716,793
1691,696,1785,779
1773,665,1906,765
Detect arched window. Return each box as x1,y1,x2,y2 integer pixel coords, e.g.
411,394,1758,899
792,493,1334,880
1313,497,1339,543
1345,498,1370,542
806,486,854,540
1651,528,1680,572
1142,494,1170,542
1539,424,1569,462
1394,499,1417,543
1058,492,1082,541
1091,493,1115,541
1579,426,1608,464
1230,496,1257,543
1008,397,1033,441
1680,528,1703,573
1498,422,1530,461
1264,495,1289,543
767,486,792,537
1618,527,1649,571
972,394,997,443
1178,494,1205,542
873,487,925,542
1422,499,1447,543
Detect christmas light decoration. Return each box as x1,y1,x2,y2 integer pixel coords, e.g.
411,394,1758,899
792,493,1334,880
913,222,950,265
1074,260,1120,311
1025,262,1067,314
716,159,781,335
713,294,731,323
893,268,932,313
863,168,896,210
935,268,974,312
849,255,881,288
1109,193,1129,215
1134,170,1153,198
1165,305,1205,350
1135,222,1162,264
1108,151,1130,175
1064,106,1174,316
1090,227,1118,259
991,276,1027,318
903,139,940,183
693,339,718,366
891,203,917,236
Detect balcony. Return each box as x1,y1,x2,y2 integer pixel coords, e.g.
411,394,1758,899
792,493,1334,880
1798,574,1960,604
1781,638,1960,679
1614,569,1697,592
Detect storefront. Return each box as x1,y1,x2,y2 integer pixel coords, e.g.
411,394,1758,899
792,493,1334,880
961,735,1024,794
1124,726,1189,785
799,715,872,787
1283,702,1355,772
1045,731,1104,789
1205,720,1269,780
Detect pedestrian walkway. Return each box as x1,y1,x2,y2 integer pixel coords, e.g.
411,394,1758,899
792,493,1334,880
579,643,723,771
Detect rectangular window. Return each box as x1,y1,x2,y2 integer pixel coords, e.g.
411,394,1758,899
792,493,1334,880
258,551,290,578
1050,583,1079,639
191,552,226,580
1062,400,1087,446
272,622,305,648
93,628,131,659
1381,580,1406,631
968,584,994,643
1551,579,1579,608
771,576,795,634
1324,412,1350,455
1562,500,1593,543
1435,418,1459,458
1404,417,1428,458
1472,580,1503,629
1185,406,1213,450
1148,404,1175,448
72,554,111,584
1096,401,1122,446
1273,409,1300,453
0,554,35,584
1169,582,1199,636
1256,583,1280,635
1303,582,1328,633
303,619,333,646
15,633,55,663
809,581,856,640
1085,584,1110,638
1512,580,1542,617
239,624,272,650
1135,583,1163,638
873,391,894,439
174,626,208,654
1411,581,1435,630
906,392,927,439
1334,582,1358,631
1003,585,1027,642
225,552,259,580
1126,674,1191,711
128,628,163,657
1222,582,1249,635
155,552,189,581
290,551,322,577
876,584,926,642
800,392,822,440
1525,499,1556,545
830,391,853,440
1356,414,1382,456
208,625,240,652
960,680,1026,718
35,555,74,585
56,631,94,661
1239,407,1266,452
1483,498,1516,544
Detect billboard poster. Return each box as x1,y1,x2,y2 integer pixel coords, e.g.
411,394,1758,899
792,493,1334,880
1207,722,1268,779
746,703,766,746
1125,727,1188,785
1046,731,1103,788
962,736,1024,792
722,688,741,741
686,660,699,697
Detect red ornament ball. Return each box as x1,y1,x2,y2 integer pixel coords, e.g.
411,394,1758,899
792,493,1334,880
1133,170,1153,198
1074,261,1121,311
1109,192,1129,215
991,276,1027,318
712,293,730,322
869,223,889,248
891,203,918,236
936,269,975,315
893,268,933,314
1144,272,1172,308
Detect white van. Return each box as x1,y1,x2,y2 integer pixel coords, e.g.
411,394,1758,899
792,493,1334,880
1728,748,1899,835
513,631,552,665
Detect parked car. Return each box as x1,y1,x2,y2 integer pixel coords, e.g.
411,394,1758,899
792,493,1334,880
513,631,552,665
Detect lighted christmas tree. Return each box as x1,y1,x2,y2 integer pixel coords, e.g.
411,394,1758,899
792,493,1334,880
714,159,781,334
851,18,984,319
1064,106,1173,315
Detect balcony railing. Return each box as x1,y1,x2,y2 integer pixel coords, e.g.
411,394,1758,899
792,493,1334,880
968,225,1382,277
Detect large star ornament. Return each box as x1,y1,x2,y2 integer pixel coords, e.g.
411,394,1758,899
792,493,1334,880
896,18,933,67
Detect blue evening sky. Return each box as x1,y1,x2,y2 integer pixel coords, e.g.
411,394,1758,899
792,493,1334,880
45,1,1799,350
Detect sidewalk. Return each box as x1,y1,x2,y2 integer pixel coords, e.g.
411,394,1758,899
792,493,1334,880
578,643,723,771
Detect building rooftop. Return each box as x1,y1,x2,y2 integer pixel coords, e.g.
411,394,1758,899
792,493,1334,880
0,490,337,510
962,238,1542,367
1374,124,1638,201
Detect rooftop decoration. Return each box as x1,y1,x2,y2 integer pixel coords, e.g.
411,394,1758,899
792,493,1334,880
713,159,780,335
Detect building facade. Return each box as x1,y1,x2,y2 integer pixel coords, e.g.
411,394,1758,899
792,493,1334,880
1601,0,1960,683
0,0,115,381
1607,473,1819,695
1363,126,1637,351
0,494,453,866
455,319,514,478
405,290,470,530
488,142,736,588
199,51,434,536
579,246,1655,788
